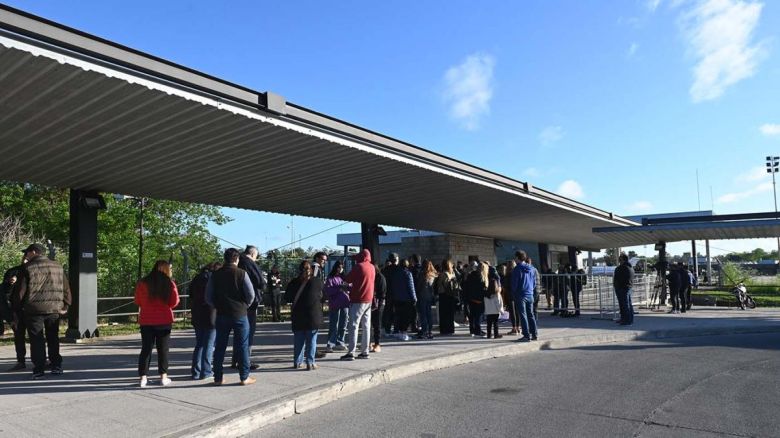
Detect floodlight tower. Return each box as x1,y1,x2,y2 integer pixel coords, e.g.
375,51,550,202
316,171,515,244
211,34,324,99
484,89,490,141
767,156,780,260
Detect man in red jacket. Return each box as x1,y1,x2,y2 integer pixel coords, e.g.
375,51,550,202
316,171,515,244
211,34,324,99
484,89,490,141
341,249,375,361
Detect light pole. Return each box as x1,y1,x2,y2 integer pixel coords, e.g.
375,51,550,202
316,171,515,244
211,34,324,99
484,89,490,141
767,156,780,260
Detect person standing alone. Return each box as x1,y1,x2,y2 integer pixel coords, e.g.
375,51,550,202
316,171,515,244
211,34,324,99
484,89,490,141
613,254,634,325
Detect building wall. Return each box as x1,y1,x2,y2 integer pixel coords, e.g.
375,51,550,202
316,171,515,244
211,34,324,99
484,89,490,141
495,240,540,265
448,235,496,265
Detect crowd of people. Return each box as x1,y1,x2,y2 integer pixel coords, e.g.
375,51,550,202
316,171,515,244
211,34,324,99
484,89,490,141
1,242,649,386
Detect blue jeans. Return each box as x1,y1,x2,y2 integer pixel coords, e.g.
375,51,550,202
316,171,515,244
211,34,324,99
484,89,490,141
191,327,216,379
294,329,318,366
417,298,433,334
214,315,250,382
517,295,537,338
615,287,634,324
327,307,348,347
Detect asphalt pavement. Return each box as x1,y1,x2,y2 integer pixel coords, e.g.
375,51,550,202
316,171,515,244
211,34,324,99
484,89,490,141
254,332,780,438
1,308,779,437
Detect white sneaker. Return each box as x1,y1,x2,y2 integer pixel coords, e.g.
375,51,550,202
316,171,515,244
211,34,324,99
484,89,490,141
453,322,461,328
160,376,172,386
139,376,148,388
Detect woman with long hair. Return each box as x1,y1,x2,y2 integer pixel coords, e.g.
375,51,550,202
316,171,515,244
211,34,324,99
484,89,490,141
502,260,519,335
437,259,459,335
135,260,180,387
464,261,488,337
324,260,350,353
285,260,323,370
415,260,438,339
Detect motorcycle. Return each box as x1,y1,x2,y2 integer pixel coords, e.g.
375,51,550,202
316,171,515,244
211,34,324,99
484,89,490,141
731,283,757,310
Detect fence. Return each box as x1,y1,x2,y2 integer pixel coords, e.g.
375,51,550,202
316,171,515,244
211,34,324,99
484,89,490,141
539,273,655,320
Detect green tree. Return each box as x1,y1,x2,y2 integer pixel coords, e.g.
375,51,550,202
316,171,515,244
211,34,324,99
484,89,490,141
0,182,230,299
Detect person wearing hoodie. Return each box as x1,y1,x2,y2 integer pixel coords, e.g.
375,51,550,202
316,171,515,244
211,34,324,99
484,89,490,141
324,261,350,353
341,249,376,361
511,251,538,342
387,253,417,341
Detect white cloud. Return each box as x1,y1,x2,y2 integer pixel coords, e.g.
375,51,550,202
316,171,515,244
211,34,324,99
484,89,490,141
523,167,541,178
647,0,662,12
442,53,495,130
539,125,565,146
717,181,772,203
627,42,640,57
735,165,770,183
557,180,585,200
628,200,654,213
680,0,766,102
760,123,780,136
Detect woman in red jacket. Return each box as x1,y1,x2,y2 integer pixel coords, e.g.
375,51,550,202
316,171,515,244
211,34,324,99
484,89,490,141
134,260,180,388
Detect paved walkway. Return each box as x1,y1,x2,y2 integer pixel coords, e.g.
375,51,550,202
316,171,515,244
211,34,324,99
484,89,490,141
1,307,779,438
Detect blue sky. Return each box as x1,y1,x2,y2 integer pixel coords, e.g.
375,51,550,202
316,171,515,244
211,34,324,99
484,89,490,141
8,0,780,256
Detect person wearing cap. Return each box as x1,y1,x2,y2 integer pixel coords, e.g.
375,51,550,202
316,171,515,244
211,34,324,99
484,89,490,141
11,243,71,379
1,254,29,371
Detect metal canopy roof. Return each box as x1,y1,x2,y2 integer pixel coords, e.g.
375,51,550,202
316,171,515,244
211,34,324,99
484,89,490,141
593,219,780,247
0,5,638,249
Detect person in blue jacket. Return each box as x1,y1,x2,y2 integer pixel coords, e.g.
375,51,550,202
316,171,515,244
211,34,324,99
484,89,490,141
511,251,538,342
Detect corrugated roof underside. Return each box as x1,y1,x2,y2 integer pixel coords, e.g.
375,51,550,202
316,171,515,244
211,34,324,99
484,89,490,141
593,221,780,246
0,42,620,248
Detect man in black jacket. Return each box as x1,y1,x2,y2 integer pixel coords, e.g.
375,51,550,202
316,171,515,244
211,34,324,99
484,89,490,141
613,254,634,325
666,264,682,314
370,265,387,353
2,255,28,371
206,248,256,386
233,245,266,370
678,262,690,313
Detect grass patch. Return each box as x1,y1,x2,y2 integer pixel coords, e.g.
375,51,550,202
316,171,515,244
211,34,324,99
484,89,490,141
692,289,780,307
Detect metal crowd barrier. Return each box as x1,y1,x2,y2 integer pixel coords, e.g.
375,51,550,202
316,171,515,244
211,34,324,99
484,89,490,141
539,273,656,320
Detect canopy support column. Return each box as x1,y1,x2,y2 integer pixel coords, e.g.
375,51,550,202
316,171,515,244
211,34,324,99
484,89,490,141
65,189,103,340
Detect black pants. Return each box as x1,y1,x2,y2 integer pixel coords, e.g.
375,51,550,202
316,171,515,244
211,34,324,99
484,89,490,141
438,295,456,334
669,287,680,311
393,301,415,333
371,305,384,345
571,288,580,313
679,286,688,312
233,307,256,366
383,300,395,333
13,310,27,363
138,325,171,376
272,293,283,322
26,313,61,374
468,302,484,335
486,314,499,337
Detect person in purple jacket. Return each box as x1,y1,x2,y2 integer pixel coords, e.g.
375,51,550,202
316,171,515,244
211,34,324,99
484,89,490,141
324,261,350,353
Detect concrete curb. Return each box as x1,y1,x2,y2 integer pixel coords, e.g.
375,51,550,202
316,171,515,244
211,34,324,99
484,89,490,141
161,324,780,438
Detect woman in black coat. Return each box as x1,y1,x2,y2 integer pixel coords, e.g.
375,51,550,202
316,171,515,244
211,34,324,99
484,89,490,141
285,260,323,370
